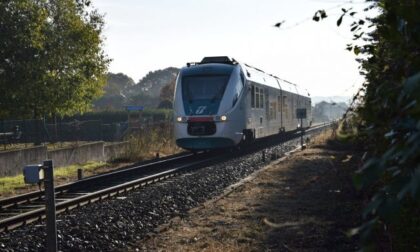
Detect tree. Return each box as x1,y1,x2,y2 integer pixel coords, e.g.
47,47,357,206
104,73,135,96
309,1,420,249
0,0,110,119
159,78,176,102
157,99,172,109
128,67,178,97
92,73,135,110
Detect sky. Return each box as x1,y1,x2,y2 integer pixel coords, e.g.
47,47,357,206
93,0,371,98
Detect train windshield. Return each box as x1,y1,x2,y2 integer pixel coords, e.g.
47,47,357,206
182,75,229,101
182,75,230,115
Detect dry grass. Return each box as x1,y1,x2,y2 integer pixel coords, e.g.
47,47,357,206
309,120,358,145
0,141,93,152
123,123,181,161
136,129,361,251
309,127,333,146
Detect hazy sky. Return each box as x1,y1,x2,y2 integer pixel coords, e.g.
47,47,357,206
93,0,370,97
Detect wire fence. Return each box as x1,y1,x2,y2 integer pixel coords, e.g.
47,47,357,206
0,118,173,150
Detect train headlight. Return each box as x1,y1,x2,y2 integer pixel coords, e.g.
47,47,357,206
176,116,187,122
214,115,227,122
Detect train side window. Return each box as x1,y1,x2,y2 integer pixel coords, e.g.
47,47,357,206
251,85,255,108
291,96,294,118
269,102,276,120
260,89,264,108
255,87,260,109
283,96,288,117
277,96,281,112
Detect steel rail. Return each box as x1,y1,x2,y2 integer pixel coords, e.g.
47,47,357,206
0,123,330,233
0,156,220,232
0,151,196,210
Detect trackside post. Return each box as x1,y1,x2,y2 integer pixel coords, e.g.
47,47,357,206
301,118,304,148
296,108,307,150
23,160,57,252
43,160,57,252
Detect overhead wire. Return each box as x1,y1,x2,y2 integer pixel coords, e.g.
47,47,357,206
274,0,367,31
272,0,370,100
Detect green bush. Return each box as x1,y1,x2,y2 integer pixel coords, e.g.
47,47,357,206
340,1,420,250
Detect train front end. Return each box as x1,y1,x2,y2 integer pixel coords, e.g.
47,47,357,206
173,57,245,150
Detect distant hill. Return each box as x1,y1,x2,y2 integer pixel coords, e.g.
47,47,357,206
312,101,348,123
312,96,351,105
93,67,179,111
127,67,179,98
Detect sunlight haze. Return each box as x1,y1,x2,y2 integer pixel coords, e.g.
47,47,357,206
94,0,369,97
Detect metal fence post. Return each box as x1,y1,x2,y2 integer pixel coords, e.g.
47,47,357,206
43,160,57,252
77,168,83,180
300,118,304,149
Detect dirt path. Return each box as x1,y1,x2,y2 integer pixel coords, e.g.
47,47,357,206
136,136,363,251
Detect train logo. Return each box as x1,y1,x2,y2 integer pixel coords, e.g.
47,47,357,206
195,106,207,114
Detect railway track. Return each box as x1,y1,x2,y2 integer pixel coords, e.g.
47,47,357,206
0,151,198,211
0,123,330,233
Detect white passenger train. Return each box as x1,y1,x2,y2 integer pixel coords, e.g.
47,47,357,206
173,56,311,150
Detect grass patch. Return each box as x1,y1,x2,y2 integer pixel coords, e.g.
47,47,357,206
53,161,106,178
0,161,106,197
309,128,332,145
0,174,27,196
336,120,358,142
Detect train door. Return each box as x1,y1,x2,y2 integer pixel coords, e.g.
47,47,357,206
291,94,295,130
295,95,300,127
249,82,263,138
282,92,289,130
265,88,269,135
278,90,283,132
247,83,253,129
247,83,256,136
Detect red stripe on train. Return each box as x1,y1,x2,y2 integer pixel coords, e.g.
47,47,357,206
187,117,214,122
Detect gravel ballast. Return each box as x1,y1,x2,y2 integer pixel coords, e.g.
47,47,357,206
0,136,315,251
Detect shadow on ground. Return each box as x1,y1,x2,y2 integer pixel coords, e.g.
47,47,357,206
256,142,363,251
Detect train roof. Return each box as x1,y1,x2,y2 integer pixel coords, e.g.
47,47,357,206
183,56,310,98
240,62,310,98
181,62,234,76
